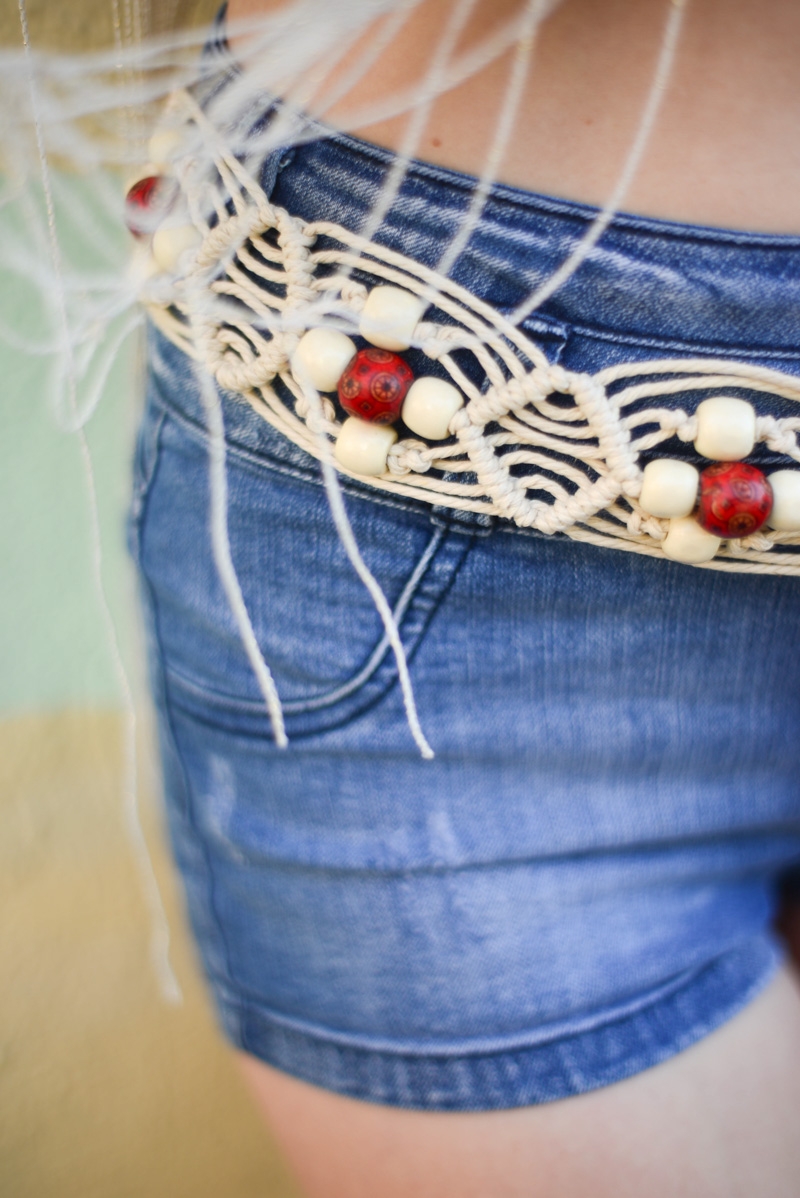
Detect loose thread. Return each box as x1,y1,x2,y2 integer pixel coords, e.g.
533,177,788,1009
80,410,182,1004
19,0,182,1005
324,5,533,143
297,373,434,759
339,0,480,299
437,0,548,279
189,301,289,749
511,0,688,324
311,0,426,124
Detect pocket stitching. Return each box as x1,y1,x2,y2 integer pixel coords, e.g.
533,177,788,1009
161,527,475,738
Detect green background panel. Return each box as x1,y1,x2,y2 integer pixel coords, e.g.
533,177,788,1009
0,170,144,711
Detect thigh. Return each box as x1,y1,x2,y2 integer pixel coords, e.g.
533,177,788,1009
238,965,800,1198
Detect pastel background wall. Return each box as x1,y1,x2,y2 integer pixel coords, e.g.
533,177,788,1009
1,4,300,1194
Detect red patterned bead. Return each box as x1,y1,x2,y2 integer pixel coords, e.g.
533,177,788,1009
338,348,413,425
124,175,176,237
696,461,773,538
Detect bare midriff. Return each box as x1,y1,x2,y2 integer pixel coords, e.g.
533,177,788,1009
226,0,800,235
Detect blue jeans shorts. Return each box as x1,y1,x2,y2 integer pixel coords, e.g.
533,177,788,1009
130,116,800,1111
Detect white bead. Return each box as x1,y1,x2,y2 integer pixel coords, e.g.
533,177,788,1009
128,242,163,283
401,376,464,440
291,328,356,392
662,517,721,564
334,417,398,476
151,223,202,274
694,396,756,461
639,458,699,519
359,286,425,351
767,469,800,531
147,128,184,171
124,164,158,191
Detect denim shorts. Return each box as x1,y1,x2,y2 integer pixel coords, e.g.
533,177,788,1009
130,118,800,1111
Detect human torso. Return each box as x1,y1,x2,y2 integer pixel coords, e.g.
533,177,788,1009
227,0,800,234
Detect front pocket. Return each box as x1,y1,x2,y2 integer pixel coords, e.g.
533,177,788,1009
137,408,474,739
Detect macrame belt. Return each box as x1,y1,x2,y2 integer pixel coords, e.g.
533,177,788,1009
139,90,800,577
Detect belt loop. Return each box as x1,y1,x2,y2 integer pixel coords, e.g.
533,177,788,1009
430,503,495,536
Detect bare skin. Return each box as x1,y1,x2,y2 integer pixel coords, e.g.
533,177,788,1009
239,966,800,1198
222,2,800,1193
229,0,800,232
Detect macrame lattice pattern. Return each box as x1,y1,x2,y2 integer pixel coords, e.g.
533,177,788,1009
144,91,800,575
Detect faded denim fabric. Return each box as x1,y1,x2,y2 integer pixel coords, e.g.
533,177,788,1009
130,126,800,1110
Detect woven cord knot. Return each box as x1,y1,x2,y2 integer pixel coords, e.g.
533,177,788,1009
626,508,667,540
573,375,641,497
671,410,698,442
757,415,800,459
295,388,336,429
387,439,434,476
339,279,368,312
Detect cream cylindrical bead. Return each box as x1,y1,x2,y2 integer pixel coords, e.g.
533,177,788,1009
291,328,356,393
128,242,163,283
334,417,398,476
401,376,464,440
151,223,202,274
359,286,426,351
639,458,699,519
662,517,721,564
147,128,184,172
766,469,800,531
693,396,756,461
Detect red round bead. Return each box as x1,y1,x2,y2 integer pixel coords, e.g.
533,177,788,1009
124,175,176,237
696,461,773,538
338,348,413,425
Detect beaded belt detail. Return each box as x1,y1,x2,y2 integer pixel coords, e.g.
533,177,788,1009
131,91,800,575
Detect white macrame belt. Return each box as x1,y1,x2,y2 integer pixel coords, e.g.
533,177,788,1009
143,89,800,577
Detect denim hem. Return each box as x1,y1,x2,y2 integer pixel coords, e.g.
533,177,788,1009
214,936,781,1111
